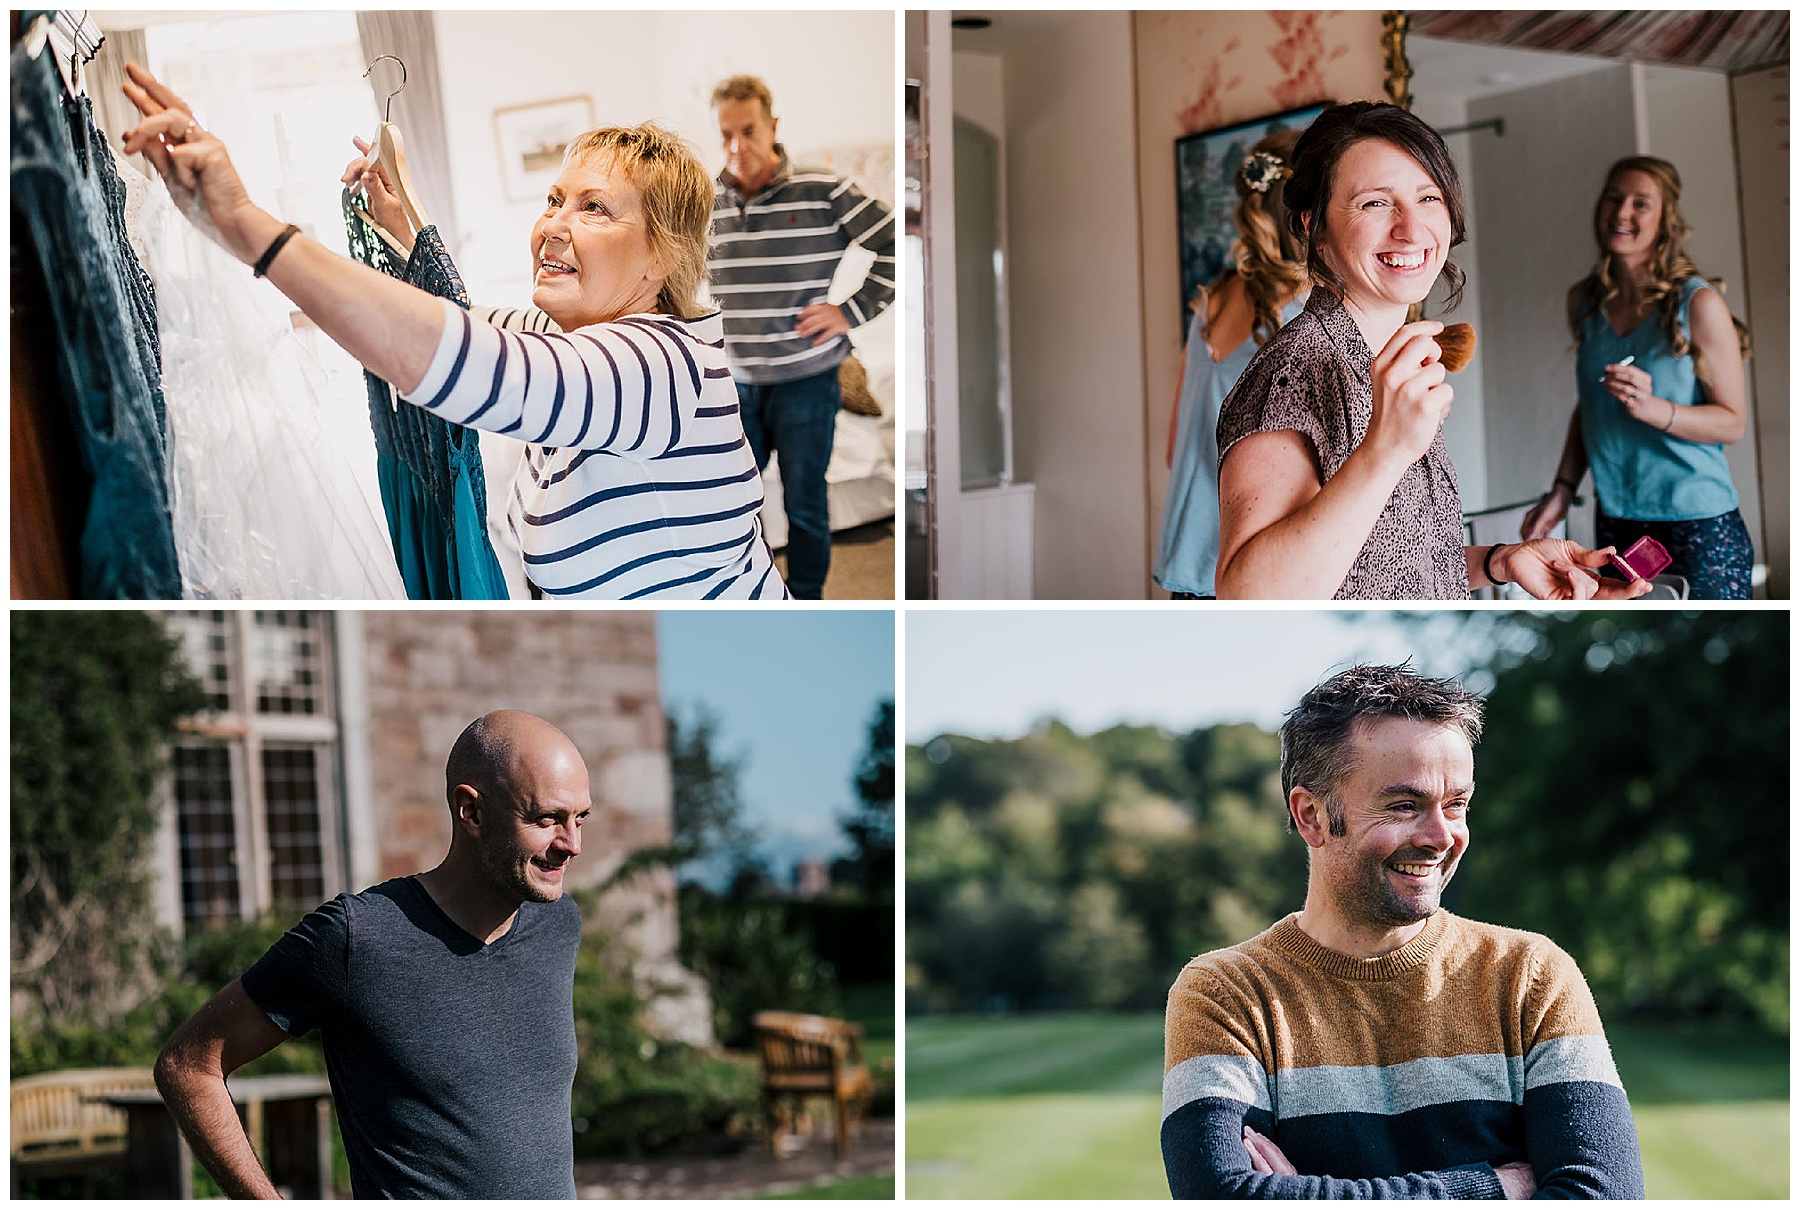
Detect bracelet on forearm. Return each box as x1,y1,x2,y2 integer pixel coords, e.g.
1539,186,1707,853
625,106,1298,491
253,223,302,278
1483,542,1510,586
1661,399,1678,433
1553,476,1579,495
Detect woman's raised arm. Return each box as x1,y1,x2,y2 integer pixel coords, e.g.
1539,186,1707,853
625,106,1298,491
122,63,444,396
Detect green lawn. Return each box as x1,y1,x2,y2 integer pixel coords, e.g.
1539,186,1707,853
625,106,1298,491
906,1013,1788,1200
841,983,896,1073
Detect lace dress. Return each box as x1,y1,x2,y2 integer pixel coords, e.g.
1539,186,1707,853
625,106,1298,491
342,196,510,600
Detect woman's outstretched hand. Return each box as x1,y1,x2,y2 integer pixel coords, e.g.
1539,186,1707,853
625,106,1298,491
1366,320,1453,474
1498,538,1653,601
341,136,417,256
120,62,264,263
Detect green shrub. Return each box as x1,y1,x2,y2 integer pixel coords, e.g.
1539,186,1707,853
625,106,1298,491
569,908,760,1156
678,885,841,1048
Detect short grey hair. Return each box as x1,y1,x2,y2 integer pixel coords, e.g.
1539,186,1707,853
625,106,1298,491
1280,664,1484,834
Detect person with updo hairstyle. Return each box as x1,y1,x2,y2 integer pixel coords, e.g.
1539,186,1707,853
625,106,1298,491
1521,155,1754,598
1212,101,1648,601
1156,129,1308,600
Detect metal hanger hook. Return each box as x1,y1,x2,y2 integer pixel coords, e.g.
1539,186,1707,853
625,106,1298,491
362,54,407,124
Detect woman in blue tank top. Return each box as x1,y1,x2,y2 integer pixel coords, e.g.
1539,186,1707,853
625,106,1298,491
1522,156,1754,599
1156,130,1308,599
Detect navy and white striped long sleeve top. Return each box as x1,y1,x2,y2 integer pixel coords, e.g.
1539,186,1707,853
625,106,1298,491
407,299,788,600
709,149,896,385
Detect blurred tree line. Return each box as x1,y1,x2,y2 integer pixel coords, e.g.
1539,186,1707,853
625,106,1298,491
907,612,1786,1033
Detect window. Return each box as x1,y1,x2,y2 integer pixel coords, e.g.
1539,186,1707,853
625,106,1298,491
163,611,346,932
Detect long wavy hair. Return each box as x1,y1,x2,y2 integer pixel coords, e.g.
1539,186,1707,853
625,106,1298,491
1572,155,1751,384
1197,128,1308,347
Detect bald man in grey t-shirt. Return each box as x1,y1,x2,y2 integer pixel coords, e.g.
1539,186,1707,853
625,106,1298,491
154,711,590,1198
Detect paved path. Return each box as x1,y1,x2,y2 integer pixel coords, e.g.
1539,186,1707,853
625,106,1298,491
575,1118,895,1199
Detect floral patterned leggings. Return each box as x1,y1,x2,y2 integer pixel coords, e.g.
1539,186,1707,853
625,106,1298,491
1596,508,1754,600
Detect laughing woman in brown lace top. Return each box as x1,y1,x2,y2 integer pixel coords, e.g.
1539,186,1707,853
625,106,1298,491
1212,102,1649,602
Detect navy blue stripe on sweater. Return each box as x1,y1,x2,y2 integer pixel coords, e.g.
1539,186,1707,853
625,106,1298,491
409,300,786,599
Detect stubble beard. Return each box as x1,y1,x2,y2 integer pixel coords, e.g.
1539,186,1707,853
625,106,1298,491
476,836,559,905
1341,849,1448,932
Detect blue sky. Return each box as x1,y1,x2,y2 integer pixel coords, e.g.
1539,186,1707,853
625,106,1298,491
906,610,1492,742
657,611,894,882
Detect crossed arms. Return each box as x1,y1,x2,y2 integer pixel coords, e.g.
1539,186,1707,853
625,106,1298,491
1160,949,1645,1200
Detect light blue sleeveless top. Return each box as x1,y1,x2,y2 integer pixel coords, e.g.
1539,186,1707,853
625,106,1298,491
1155,293,1307,596
1575,276,1737,521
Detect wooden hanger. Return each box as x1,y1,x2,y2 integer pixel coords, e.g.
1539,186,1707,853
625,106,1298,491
360,55,431,237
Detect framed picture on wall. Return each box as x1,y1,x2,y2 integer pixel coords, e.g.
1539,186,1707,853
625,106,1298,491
1174,102,1330,335
494,95,596,203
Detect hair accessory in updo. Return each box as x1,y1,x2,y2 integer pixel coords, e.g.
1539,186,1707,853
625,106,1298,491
1239,150,1291,195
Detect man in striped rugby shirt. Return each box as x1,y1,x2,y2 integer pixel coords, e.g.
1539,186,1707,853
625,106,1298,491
709,74,895,598
1162,665,1644,1199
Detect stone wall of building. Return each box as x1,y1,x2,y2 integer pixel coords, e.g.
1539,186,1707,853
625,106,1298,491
357,610,711,1046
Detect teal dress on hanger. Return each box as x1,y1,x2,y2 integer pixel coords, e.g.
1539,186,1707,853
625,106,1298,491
343,195,509,600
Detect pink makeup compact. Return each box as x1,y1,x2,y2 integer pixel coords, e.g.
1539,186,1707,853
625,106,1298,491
1609,536,1672,582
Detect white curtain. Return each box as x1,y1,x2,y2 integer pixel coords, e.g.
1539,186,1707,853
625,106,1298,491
84,24,148,159
355,11,461,262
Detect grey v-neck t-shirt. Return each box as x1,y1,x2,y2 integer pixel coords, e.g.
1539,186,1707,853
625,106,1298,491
242,876,582,1198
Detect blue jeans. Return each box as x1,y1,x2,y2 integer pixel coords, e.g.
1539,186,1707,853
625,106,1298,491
738,367,839,599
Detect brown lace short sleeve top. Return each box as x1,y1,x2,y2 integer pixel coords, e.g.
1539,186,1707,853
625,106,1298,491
1216,290,1467,600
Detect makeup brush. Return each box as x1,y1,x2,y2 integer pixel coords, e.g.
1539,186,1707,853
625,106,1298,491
1436,323,1476,373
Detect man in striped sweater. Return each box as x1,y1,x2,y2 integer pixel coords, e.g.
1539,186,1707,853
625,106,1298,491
709,74,895,598
1162,665,1644,1199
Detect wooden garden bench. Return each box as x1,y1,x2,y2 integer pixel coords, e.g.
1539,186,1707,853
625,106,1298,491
751,1011,874,1159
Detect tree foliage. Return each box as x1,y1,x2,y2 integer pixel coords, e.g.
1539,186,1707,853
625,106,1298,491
833,698,895,896
908,612,1787,1029
11,611,207,1026
907,719,1302,1012
1435,610,1787,1031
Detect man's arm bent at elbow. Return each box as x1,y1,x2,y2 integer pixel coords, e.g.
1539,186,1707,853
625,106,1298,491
155,977,292,1199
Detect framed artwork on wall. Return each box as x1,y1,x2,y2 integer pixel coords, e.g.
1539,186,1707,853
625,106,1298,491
493,95,596,204
1173,102,1330,334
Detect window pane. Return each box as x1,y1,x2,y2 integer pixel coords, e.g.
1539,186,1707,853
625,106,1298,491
263,745,325,908
168,610,233,711
173,744,240,929
251,611,325,716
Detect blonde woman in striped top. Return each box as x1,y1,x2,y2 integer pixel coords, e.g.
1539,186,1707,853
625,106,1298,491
123,64,787,600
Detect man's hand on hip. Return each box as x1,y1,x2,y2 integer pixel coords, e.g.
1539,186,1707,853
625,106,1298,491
1495,1161,1538,1199
796,302,850,346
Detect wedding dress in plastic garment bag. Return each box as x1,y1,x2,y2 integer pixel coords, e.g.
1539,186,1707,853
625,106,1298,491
126,151,406,599
343,193,511,600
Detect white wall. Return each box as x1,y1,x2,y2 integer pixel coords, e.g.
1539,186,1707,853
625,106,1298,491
1003,12,1145,600
1731,65,1789,598
1410,92,1490,512
1468,67,1636,543
433,12,894,305
952,50,1004,138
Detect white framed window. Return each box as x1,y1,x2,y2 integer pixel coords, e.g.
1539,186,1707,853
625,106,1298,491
163,611,348,933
